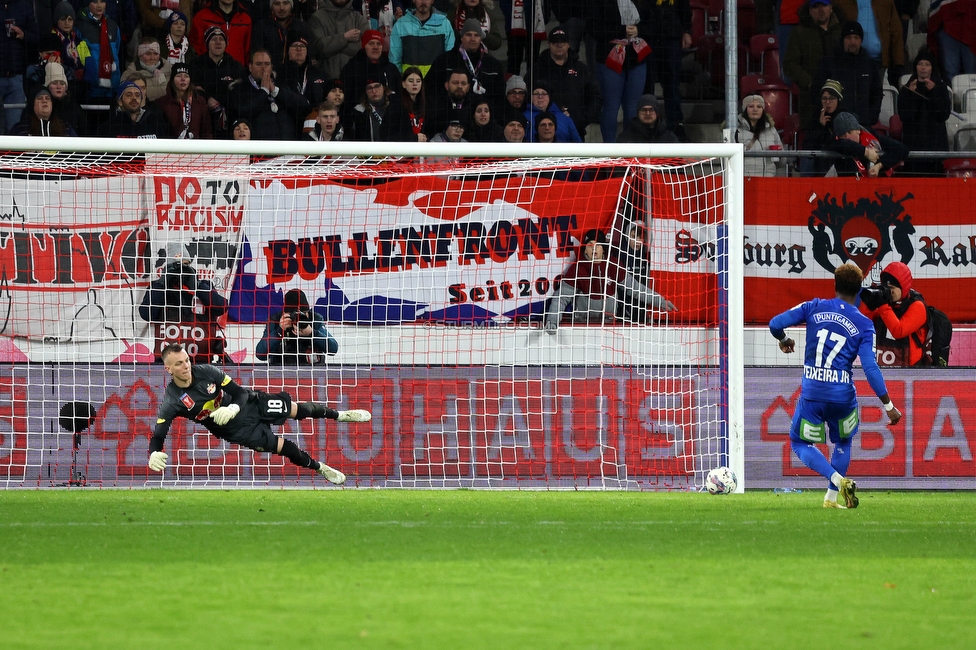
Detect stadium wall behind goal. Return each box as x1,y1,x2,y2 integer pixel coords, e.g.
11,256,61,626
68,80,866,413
0,367,971,489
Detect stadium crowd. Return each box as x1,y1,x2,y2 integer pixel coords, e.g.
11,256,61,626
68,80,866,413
0,0,973,172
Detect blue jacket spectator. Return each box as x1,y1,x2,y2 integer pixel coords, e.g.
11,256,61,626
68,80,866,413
256,289,339,365
389,0,455,75
523,79,581,143
75,0,123,101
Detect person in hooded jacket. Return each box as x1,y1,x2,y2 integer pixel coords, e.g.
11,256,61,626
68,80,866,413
616,94,678,143
859,261,929,367
9,85,78,136
897,49,952,177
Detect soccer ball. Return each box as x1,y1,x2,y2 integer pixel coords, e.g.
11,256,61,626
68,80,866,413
705,467,737,495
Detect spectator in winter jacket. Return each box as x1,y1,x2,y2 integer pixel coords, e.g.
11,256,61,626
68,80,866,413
122,37,172,101
97,80,172,137
502,109,526,142
423,67,471,137
306,100,346,139
399,65,427,139
0,0,37,132
227,49,310,139
616,94,679,143
464,96,503,141
53,2,85,89
522,79,580,143
189,0,253,65
9,85,78,136
801,78,845,175
251,0,311,70
534,26,601,141
45,62,87,134
447,0,504,52
75,0,123,102
340,28,402,111
825,110,908,176
189,26,245,137
161,11,191,65
733,94,787,177
832,0,904,86
349,73,415,140
425,18,503,113
389,0,455,75
135,0,192,41
897,49,952,176
281,34,329,107
156,61,214,138
784,0,844,132
308,0,368,80
817,21,883,126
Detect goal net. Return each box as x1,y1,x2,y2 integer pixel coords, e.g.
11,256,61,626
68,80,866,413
0,139,743,490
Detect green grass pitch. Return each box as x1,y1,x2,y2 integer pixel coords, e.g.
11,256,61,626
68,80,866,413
1,490,974,649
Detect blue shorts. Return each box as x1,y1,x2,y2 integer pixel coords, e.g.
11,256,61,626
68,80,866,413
789,396,859,445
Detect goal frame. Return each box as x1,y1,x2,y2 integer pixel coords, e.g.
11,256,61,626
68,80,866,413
0,137,744,491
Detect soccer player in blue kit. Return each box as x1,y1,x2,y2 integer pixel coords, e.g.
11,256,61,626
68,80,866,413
769,263,903,508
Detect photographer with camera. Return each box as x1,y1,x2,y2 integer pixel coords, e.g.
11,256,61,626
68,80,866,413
859,261,928,367
139,250,229,364
256,289,338,365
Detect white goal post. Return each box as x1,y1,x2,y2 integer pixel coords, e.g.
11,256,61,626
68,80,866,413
0,137,743,491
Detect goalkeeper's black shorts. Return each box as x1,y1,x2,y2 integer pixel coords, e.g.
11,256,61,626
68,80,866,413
216,391,293,453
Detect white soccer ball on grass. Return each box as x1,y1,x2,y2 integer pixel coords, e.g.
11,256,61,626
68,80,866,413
705,466,737,495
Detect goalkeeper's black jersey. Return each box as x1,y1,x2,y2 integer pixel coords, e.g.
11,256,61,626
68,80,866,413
150,364,251,452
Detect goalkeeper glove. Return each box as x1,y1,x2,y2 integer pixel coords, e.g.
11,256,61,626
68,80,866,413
148,451,168,472
210,403,240,426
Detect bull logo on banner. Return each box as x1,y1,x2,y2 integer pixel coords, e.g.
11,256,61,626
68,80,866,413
807,192,916,278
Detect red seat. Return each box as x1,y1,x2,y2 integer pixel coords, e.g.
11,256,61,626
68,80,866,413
749,34,779,77
740,74,793,129
944,159,976,177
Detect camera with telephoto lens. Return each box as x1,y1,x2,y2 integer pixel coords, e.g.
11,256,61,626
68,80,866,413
859,283,893,310
164,261,197,292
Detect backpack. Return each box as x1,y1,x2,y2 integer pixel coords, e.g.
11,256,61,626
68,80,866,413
912,304,953,368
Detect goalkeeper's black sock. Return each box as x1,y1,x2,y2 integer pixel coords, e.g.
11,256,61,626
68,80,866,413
278,439,317,469
295,402,340,420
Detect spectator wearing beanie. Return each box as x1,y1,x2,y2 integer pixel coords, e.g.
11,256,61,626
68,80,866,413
816,21,883,126
189,0,253,66
426,17,504,115
898,49,952,177
97,80,173,138
823,110,908,177
53,2,86,86
10,86,78,136
135,0,193,41
340,28,402,110
617,94,678,143
44,61,87,135
157,62,214,139
502,109,528,142
251,0,312,70
522,79,581,142
189,26,245,137
161,11,191,65
801,78,845,176
505,74,527,111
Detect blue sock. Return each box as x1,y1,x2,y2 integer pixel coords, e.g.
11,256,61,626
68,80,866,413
828,438,853,490
790,439,837,481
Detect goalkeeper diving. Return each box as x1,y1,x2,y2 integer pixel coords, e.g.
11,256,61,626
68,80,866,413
148,343,370,483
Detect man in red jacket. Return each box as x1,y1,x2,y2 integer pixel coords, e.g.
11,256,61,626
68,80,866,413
189,0,253,65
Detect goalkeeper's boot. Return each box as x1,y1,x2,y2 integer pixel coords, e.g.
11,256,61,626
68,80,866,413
839,477,859,509
337,409,371,422
823,500,847,509
316,463,346,485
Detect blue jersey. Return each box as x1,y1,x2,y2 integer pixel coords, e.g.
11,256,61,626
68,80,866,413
769,297,888,403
